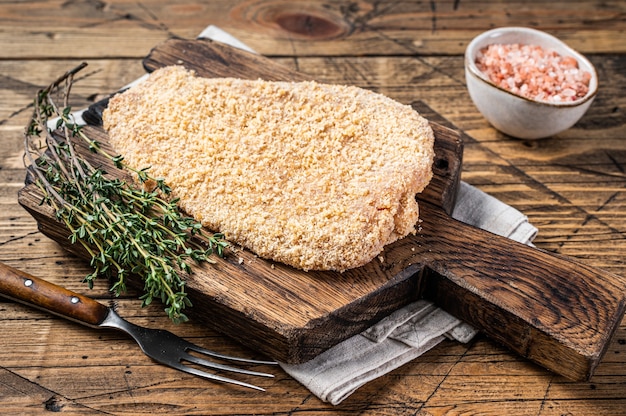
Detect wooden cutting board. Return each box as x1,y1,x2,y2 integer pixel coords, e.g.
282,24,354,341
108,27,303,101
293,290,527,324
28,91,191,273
19,38,626,382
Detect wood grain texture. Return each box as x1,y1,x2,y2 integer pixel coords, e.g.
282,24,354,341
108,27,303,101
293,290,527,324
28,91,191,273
414,203,626,381
15,38,626,382
0,0,624,59
1,0,626,413
1,53,625,414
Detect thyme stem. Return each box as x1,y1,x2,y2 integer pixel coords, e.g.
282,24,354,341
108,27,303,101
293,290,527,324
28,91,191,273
23,63,227,323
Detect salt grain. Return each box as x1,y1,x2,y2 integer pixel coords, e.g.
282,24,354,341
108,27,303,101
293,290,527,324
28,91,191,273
475,43,591,103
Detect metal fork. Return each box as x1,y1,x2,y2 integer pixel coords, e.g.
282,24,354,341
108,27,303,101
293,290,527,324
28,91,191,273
0,262,276,391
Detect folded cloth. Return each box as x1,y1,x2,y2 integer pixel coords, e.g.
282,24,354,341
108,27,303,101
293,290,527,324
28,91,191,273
452,182,537,246
279,182,538,405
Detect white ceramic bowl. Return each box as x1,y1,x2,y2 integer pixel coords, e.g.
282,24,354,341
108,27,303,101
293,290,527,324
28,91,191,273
465,27,598,140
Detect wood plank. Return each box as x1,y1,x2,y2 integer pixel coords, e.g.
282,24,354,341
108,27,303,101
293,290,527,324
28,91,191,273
0,368,103,415
0,1,624,58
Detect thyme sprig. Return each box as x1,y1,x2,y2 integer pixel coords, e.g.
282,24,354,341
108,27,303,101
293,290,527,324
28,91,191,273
24,63,228,323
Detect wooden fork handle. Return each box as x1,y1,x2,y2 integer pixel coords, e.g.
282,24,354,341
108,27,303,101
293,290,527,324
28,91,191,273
0,262,109,326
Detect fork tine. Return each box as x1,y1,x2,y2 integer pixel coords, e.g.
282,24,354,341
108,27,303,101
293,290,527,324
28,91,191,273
169,361,269,392
100,309,276,390
186,343,278,366
181,351,276,378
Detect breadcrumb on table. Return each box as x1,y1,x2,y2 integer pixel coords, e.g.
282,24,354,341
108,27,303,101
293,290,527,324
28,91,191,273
103,66,434,271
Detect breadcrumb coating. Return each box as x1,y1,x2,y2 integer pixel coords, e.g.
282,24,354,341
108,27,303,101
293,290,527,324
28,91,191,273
103,66,434,271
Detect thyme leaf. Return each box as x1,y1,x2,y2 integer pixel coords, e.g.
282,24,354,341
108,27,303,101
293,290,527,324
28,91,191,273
23,63,228,323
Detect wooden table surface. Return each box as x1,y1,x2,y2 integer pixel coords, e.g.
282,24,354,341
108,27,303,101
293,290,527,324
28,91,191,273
1,1,625,414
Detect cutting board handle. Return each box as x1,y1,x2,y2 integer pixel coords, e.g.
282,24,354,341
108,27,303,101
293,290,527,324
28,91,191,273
408,201,626,381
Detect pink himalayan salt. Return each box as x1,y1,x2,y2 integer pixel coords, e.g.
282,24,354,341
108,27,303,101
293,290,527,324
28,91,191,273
475,43,592,103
